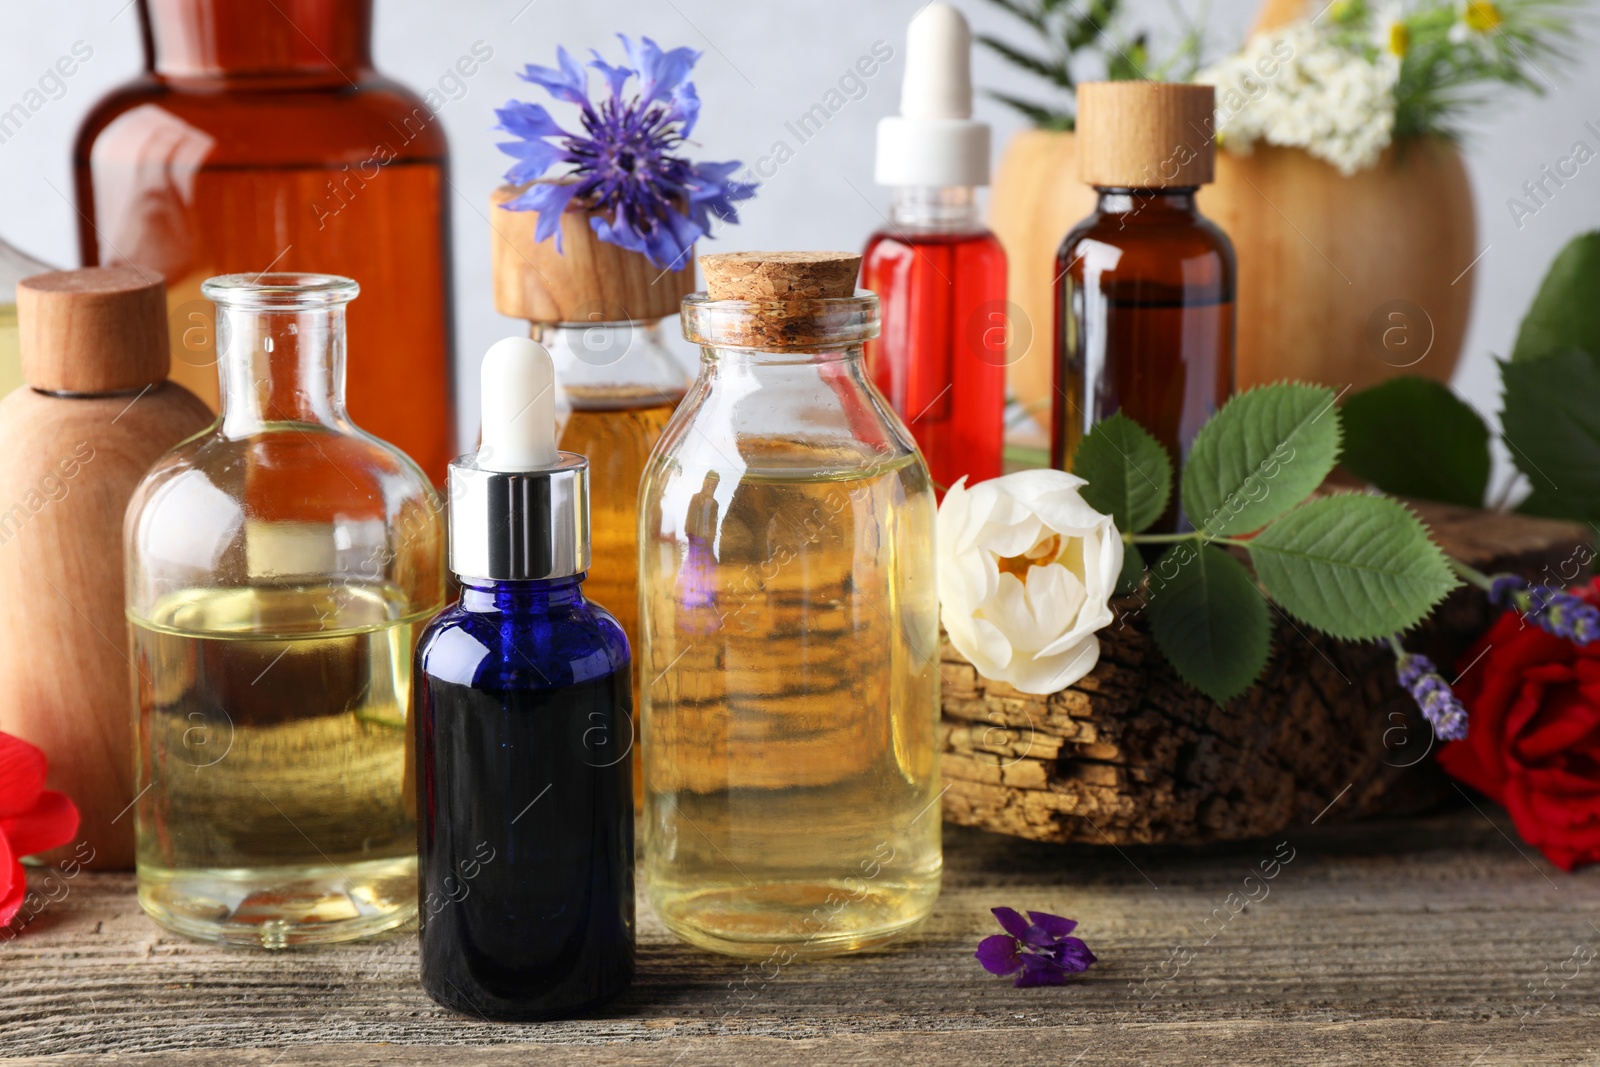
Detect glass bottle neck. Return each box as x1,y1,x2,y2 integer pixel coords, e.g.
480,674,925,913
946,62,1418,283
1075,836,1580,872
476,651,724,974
458,575,586,614
142,0,374,82
1093,187,1201,217
887,186,983,232
217,304,347,436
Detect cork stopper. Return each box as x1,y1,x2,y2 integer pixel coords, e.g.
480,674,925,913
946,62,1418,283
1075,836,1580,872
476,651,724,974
686,252,873,351
490,184,694,323
701,252,860,302
17,267,170,394
1075,82,1216,188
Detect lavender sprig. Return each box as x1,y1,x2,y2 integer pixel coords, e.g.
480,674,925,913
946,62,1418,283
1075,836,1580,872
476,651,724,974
1392,646,1468,741
1488,575,1600,645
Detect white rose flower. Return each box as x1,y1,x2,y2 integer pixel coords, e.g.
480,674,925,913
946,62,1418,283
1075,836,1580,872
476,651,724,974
937,471,1124,695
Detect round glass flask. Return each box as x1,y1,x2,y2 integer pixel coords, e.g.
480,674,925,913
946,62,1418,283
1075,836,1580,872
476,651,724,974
124,273,445,946
639,252,942,958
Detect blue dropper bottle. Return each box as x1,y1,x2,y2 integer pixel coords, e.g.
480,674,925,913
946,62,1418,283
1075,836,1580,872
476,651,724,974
414,337,633,1020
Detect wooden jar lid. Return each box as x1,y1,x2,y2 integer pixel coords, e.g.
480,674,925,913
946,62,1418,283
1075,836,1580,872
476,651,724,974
1075,82,1216,188
490,184,695,323
18,268,169,394
700,251,860,301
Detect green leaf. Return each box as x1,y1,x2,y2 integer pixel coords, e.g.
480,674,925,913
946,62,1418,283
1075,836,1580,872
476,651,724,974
1339,376,1490,507
1247,495,1459,641
1181,383,1343,538
1072,411,1173,533
1115,543,1146,596
1512,232,1600,363
1147,544,1272,704
980,89,1074,130
975,34,1073,88
1500,350,1600,521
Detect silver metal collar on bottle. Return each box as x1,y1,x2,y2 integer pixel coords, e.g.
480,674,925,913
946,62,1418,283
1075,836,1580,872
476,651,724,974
447,451,591,581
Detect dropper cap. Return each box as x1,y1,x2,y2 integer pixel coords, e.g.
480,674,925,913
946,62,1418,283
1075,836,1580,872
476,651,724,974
448,337,590,582
875,2,990,187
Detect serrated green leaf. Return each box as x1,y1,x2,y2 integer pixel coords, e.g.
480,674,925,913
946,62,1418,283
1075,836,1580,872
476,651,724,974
1072,411,1173,533
1147,544,1271,704
1181,383,1343,538
1500,350,1600,522
1247,495,1458,640
1339,376,1490,507
1512,232,1600,363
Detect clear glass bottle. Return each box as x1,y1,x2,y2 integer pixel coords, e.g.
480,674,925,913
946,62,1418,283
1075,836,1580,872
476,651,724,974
639,253,942,959
537,316,688,803
124,273,445,947
74,0,456,483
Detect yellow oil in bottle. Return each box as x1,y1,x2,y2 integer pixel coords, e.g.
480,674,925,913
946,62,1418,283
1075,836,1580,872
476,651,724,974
640,442,942,958
559,384,682,799
0,302,22,396
130,583,433,947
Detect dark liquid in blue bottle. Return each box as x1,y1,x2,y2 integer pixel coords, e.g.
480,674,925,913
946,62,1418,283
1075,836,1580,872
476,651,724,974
415,577,633,1020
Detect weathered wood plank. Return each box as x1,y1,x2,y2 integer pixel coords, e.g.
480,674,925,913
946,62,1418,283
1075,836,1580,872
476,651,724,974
2,808,1597,1064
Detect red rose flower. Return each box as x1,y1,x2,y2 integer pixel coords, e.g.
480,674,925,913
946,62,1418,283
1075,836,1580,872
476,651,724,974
0,731,81,926
1439,577,1600,871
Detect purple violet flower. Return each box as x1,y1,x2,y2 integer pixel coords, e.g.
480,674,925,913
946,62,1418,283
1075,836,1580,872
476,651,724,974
1488,575,1600,646
975,907,1097,987
495,35,757,270
1395,651,1468,741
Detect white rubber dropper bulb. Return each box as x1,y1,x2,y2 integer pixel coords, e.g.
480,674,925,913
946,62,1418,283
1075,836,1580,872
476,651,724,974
477,336,559,472
901,3,974,121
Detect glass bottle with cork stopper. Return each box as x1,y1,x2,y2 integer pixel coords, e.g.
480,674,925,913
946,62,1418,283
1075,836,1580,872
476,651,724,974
1052,82,1235,529
490,185,693,806
0,268,213,870
638,251,942,959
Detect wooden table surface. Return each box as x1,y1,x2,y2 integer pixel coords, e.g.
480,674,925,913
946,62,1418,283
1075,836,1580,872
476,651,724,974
3,804,1598,1066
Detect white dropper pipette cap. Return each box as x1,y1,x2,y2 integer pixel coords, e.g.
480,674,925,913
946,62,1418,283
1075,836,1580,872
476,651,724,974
875,2,991,187
478,336,559,472
447,337,590,581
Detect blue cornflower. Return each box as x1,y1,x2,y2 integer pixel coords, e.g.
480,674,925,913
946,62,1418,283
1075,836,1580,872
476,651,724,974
495,36,757,270
975,907,1097,987
1395,651,1468,741
1488,575,1600,646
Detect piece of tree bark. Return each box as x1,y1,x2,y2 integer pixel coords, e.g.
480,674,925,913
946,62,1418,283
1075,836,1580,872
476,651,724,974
940,501,1591,845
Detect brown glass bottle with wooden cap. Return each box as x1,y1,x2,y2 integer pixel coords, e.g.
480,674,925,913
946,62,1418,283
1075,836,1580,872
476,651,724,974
1052,81,1235,529
0,268,212,869
490,185,693,803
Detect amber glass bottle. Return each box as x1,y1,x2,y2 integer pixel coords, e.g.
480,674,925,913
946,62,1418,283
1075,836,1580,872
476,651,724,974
1052,83,1234,529
73,0,455,483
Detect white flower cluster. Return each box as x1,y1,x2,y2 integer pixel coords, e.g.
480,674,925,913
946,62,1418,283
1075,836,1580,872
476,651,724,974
1196,21,1399,176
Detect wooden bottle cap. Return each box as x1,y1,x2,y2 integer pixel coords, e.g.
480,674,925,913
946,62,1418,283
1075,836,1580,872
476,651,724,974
1075,82,1216,188
18,268,169,394
700,251,860,301
490,184,695,323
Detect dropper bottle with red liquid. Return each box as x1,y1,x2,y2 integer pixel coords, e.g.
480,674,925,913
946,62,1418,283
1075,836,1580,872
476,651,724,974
862,3,1007,496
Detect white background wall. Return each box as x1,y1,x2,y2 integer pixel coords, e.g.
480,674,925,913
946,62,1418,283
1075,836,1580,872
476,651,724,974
2,0,1597,469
